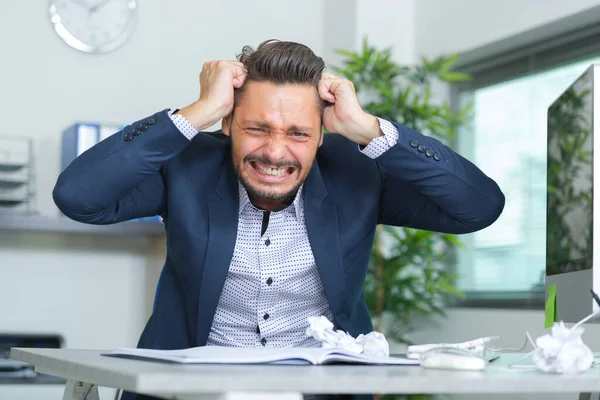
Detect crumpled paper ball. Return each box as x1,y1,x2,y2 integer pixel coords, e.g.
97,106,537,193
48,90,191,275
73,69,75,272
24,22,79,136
531,321,594,374
305,316,335,342
306,316,390,356
356,332,390,357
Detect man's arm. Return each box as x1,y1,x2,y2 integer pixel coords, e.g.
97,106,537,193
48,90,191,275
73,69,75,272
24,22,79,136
318,73,504,235
52,110,192,224
370,120,505,234
53,60,248,224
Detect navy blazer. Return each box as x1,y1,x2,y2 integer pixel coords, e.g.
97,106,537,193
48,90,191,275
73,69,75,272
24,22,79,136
53,107,504,360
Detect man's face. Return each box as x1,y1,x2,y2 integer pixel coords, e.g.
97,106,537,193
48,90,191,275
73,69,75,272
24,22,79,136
223,81,323,210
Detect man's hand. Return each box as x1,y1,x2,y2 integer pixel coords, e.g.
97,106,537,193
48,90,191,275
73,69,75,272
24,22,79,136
179,61,247,131
319,72,382,146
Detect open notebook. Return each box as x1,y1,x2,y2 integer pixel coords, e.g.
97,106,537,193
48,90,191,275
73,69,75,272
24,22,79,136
105,346,420,366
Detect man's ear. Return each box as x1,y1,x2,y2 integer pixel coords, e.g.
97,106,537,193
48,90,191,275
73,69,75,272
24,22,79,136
222,114,232,136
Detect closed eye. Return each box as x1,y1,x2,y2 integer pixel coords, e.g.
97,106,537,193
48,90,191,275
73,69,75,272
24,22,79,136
291,132,308,137
246,127,268,134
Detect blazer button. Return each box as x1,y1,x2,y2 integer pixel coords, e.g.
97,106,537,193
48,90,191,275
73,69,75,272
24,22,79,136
132,129,141,136
409,139,418,148
425,149,433,157
433,153,441,161
147,117,156,125
124,134,133,141
417,144,425,153
139,123,149,131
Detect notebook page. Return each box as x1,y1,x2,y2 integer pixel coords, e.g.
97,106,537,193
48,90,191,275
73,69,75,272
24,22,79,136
108,346,332,364
319,350,420,365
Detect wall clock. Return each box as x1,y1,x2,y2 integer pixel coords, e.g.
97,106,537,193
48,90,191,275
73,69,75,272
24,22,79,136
48,0,137,54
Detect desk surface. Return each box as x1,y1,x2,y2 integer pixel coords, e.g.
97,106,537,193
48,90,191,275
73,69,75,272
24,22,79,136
10,348,600,396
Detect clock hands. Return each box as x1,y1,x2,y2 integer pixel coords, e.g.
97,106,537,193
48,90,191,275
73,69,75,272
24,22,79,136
66,0,93,10
63,0,120,18
89,0,117,13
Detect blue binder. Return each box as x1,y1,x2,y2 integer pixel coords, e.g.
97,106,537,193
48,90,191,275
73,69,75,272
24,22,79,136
60,123,100,171
60,122,160,224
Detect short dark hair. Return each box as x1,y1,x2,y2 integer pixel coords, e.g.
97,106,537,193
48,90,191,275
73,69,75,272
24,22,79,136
234,39,327,114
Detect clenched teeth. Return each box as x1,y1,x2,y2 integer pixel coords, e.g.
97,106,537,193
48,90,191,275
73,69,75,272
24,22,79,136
256,163,289,176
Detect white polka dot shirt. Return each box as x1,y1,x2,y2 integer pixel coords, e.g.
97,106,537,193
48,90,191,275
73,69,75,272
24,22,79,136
168,109,399,348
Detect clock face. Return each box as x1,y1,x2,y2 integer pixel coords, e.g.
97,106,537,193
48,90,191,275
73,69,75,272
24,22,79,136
48,0,137,54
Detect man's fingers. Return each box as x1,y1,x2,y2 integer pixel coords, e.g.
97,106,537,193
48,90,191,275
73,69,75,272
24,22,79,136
233,72,248,88
318,79,336,103
319,75,354,103
230,64,247,77
319,72,342,102
228,61,248,88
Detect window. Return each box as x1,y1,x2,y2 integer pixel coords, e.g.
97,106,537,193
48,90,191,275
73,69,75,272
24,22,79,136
451,23,600,303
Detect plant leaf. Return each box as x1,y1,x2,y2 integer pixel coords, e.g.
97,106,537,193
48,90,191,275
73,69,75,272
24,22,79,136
439,71,472,82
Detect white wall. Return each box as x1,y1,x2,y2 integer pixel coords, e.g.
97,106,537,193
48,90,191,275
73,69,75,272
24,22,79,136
356,0,416,65
415,0,600,59
0,0,327,352
322,0,416,69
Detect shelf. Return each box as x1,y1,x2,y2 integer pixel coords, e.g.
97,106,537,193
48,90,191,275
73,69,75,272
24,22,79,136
0,178,27,189
0,198,28,206
0,214,165,236
0,162,26,172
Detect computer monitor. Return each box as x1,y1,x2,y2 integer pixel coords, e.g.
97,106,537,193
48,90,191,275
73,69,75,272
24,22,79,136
546,64,599,323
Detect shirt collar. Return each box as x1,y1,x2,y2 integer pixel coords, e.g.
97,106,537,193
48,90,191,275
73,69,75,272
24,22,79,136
238,182,303,221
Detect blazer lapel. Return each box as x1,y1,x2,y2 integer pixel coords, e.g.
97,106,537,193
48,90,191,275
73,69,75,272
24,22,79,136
196,157,239,346
303,161,348,321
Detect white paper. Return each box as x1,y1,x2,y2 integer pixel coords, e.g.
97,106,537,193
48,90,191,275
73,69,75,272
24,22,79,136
305,316,390,356
532,322,594,374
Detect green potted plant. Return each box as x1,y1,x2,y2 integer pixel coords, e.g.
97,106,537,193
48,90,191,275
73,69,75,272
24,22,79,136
333,38,472,343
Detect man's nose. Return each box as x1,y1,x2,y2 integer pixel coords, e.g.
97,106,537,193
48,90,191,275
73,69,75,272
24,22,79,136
264,134,288,160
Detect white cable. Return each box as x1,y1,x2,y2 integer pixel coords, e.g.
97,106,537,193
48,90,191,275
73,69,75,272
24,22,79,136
507,348,542,368
571,308,600,332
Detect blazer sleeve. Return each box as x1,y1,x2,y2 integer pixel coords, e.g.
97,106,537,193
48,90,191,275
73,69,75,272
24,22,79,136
52,109,191,224
375,121,505,234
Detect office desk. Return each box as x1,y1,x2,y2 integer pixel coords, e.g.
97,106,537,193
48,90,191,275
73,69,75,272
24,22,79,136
10,348,600,400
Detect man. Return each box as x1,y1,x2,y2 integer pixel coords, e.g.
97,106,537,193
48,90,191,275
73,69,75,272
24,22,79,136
53,39,504,399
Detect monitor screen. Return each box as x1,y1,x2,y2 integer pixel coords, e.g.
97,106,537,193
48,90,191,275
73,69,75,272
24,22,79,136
546,67,594,276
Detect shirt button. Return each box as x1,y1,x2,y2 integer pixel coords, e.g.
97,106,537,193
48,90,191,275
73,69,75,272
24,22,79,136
265,238,271,246
261,338,267,346
263,313,269,320
266,277,273,285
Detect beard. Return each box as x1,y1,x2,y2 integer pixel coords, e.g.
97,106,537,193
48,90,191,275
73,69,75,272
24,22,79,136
234,154,304,204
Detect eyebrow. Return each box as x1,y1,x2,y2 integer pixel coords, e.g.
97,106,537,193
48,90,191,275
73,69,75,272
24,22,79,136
242,121,314,132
